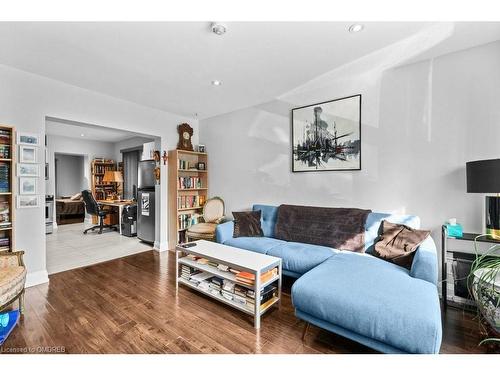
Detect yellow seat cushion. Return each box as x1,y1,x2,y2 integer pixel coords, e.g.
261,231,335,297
0,266,26,306
187,223,217,235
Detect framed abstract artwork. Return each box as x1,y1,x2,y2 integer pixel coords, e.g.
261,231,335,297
291,94,361,172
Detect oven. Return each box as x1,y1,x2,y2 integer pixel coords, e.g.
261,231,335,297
45,195,54,234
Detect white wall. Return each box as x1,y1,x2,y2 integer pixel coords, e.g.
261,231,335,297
54,154,84,197
113,136,155,163
0,63,198,287
200,41,500,278
46,133,115,197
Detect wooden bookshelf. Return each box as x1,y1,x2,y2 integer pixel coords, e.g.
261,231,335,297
168,149,208,249
0,124,15,252
90,159,117,224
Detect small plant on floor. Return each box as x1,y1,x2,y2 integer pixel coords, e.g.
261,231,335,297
468,235,500,347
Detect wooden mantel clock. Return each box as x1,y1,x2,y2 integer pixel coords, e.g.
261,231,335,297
177,123,194,151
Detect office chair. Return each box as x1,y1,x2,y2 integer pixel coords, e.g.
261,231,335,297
82,190,117,234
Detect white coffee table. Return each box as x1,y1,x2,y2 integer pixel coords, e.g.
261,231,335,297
175,240,282,329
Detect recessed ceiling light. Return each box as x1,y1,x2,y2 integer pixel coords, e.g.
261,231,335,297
80,133,85,137
211,22,227,36
211,80,222,86
348,24,364,33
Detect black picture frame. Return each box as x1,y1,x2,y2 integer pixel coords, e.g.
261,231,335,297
291,94,362,172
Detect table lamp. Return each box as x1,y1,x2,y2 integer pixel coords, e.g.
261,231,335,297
103,171,124,200
466,158,500,238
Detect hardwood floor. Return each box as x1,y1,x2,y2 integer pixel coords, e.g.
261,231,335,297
1,250,495,354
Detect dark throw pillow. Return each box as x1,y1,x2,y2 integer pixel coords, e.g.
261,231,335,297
233,210,264,238
373,220,430,270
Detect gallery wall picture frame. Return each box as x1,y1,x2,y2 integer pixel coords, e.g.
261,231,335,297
19,177,37,195
17,132,40,147
17,195,39,209
19,145,37,163
291,94,362,172
17,163,39,177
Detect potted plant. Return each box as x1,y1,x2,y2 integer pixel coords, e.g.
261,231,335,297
468,235,500,346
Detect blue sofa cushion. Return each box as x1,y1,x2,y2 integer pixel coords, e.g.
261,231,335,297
267,242,337,275
292,252,442,354
365,212,421,253
252,204,279,238
223,236,285,255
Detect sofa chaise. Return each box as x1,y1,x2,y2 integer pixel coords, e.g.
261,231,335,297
215,204,442,354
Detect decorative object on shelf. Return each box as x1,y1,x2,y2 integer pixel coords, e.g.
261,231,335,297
468,236,500,347
445,218,463,238
16,132,40,146
197,144,206,153
292,94,361,172
162,151,168,165
467,159,500,239
17,163,39,177
19,145,37,163
153,150,161,163
17,195,39,208
154,166,160,182
19,177,37,195
176,123,194,151
197,162,206,170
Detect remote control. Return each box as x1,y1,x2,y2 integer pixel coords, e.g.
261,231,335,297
181,243,197,248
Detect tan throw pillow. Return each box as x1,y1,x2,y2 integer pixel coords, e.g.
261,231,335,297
373,220,430,270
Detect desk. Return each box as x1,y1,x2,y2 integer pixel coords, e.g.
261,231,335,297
98,200,133,235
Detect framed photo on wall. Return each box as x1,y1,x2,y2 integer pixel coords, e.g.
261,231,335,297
19,145,37,163
19,177,37,195
17,163,39,177
291,94,361,172
17,132,40,146
17,195,39,209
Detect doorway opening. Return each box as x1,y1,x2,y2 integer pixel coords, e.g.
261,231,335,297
45,117,161,275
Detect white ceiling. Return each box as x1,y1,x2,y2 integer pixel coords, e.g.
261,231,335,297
45,118,153,142
1,22,499,119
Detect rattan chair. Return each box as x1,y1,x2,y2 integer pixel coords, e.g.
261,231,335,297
186,197,225,242
0,251,26,316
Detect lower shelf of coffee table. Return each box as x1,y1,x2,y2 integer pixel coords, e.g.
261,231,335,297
177,278,279,316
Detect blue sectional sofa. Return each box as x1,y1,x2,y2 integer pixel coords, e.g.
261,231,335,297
215,204,442,354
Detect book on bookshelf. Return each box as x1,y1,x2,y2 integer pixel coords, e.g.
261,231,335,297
0,162,10,193
177,195,206,209
178,177,202,189
178,213,202,230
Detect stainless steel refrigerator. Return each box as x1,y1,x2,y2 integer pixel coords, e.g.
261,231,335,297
137,160,156,243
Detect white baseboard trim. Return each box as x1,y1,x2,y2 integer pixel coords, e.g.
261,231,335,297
154,241,169,252
26,270,49,288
